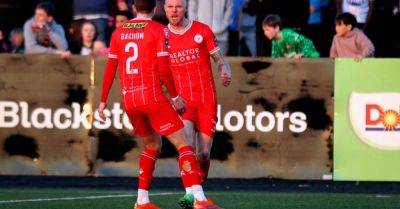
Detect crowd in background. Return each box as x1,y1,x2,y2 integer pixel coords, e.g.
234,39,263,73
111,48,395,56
0,0,399,58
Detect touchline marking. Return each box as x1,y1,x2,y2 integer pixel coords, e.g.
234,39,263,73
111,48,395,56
0,192,179,204
375,195,392,198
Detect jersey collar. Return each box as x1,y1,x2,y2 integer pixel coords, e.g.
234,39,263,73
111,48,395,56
168,20,193,35
132,17,152,21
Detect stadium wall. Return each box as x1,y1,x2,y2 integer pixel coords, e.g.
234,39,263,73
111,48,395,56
0,54,334,179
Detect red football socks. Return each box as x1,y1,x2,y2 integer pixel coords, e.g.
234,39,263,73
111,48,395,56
138,146,159,190
199,159,210,183
178,146,202,188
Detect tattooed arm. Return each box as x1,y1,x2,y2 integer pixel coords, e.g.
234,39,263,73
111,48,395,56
211,50,232,87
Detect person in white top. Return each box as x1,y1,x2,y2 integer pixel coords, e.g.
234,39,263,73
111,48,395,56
337,0,375,27
188,0,233,55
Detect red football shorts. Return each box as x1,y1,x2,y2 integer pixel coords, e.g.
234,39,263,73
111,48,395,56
181,101,217,137
124,101,184,137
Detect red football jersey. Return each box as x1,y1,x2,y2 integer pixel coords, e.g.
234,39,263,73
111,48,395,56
101,18,174,107
167,21,220,104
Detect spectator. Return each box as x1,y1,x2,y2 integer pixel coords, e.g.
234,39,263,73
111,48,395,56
262,14,320,58
111,0,167,26
330,12,375,60
337,0,375,28
116,0,133,12
153,0,168,25
9,28,25,54
308,0,330,25
115,10,132,28
188,0,233,55
254,0,310,57
68,19,85,45
24,2,69,57
238,0,257,57
227,0,246,56
305,0,331,56
0,26,10,53
254,0,280,56
70,21,97,55
73,0,109,42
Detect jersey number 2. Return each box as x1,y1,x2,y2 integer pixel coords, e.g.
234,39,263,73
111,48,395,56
125,42,138,75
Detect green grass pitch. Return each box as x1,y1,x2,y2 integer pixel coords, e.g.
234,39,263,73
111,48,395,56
0,188,399,209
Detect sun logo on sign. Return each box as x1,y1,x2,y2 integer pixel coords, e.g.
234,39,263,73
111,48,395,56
381,110,400,131
349,93,400,150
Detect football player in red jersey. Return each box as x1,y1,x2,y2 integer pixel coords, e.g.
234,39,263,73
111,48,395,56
97,0,222,209
164,0,232,208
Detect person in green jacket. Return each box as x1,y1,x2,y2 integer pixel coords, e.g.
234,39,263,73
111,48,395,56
262,14,320,59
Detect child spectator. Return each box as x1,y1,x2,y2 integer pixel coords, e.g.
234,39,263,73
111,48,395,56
73,0,108,42
9,28,25,54
262,14,320,58
330,12,375,61
70,21,97,55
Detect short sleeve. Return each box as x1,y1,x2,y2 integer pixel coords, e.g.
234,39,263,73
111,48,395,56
203,25,220,54
108,31,119,59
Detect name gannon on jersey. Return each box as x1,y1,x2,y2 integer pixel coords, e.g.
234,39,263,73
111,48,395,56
120,32,145,40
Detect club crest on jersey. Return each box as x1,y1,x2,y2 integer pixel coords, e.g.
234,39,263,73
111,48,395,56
194,34,203,43
123,22,148,29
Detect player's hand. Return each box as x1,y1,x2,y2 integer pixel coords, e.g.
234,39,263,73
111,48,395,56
172,96,186,115
354,55,363,62
97,102,107,121
219,62,232,87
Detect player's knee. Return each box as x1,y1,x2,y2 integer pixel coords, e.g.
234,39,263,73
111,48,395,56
185,136,195,147
145,140,161,151
171,138,188,150
166,129,190,149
